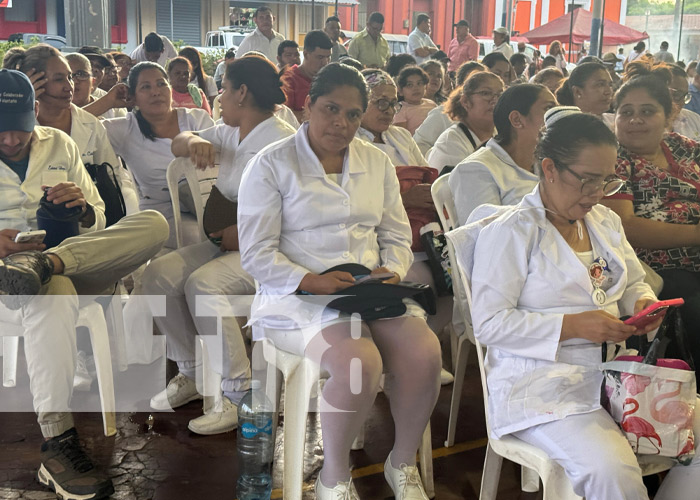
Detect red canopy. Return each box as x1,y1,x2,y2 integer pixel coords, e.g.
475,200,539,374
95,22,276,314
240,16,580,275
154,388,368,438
521,8,648,46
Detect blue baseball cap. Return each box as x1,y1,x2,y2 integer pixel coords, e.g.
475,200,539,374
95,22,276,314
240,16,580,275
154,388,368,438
0,69,36,133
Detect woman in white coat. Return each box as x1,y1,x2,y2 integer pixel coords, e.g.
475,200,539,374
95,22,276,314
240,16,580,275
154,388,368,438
238,63,441,500
449,83,556,225
427,71,502,172
466,107,700,499
142,56,296,435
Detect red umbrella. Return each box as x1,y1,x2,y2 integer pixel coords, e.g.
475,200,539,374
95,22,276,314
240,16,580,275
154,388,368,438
521,8,648,45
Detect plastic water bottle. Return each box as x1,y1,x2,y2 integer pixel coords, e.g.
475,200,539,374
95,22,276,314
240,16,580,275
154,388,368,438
236,381,274,500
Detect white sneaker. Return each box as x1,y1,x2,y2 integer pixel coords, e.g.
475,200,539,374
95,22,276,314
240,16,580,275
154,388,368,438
150,373,202,410
384,455,429,500
187,396,238,435
73,351,93,391
440,367,454,385
315,477,359,500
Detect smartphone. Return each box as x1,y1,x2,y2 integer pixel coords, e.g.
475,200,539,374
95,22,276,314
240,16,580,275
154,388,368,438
623,298,685,328
355,272,396,284
14,230,46,245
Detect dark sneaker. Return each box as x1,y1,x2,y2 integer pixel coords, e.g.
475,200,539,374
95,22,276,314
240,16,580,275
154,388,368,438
0,251,53,309
38,428,114,500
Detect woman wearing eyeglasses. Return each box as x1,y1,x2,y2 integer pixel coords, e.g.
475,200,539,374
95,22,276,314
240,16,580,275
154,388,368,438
465,107,700,499
427,71,502,173
604,75,700,377
666,63,700,142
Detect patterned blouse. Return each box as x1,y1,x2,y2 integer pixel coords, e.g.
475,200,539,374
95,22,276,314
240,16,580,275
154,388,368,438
610,132,700,271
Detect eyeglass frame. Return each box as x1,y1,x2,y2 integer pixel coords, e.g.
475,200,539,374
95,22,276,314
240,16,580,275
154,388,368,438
559,164,624,196
468,89,503,102
669,88,692,105
71,70,92,82
370,97,400,113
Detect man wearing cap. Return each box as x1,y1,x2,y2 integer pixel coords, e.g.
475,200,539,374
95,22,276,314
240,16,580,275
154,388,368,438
0,68,168,500
408,13,438,65
492,27,513,58
78,46,115,99
602,52,623,90
129,32,178,67
447,20,479,72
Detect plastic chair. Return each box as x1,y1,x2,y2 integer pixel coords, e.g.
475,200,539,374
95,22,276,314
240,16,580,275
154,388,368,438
1,302,117,437
430,174,474,448
260,338,435,500
445,216,674,500
212,94,222,121
165,157,207,249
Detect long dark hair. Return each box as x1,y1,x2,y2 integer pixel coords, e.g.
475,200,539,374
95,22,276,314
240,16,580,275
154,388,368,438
128,61,169,141
178,46,206,94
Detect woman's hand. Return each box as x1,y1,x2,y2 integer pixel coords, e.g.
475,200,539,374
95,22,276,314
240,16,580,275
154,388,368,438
631,297,665,336
299,272,355,295
401,183,434,210
188,137,216,170
25,68,46,98
210,224,239,252
372,266,400,284
561,310,639,343
106,83,129,108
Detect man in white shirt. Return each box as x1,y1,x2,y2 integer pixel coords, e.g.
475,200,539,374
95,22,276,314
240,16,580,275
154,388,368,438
492,27,513,58
324,15,348,62
0,69,168,500
408,14,438,64
653,41,675,64
236,6,285,61
129,32,178,67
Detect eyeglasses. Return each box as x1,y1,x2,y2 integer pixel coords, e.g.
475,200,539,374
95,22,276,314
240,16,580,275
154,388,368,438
104,67,118,76
670,88,692,105
561,165,624,196
71,70,91,82
470,90,503,101
371,98,399,113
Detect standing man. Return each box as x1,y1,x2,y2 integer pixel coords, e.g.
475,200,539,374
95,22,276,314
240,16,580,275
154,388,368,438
129,32,178,67
324,16,348,62
653,41,675,63
492,27,513,58
517,41,533,63
277,40,301,69
408,14,438,65
282,30,332,123
236,6,285,61
447,20,479,72
347,12,390,69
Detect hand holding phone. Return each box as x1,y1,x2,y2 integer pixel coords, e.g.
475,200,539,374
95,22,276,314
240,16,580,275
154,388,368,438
623,298,684,329
14,230,46,245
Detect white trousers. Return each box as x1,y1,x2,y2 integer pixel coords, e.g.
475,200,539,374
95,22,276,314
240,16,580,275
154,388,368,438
513,404,700,500
141,240,255,394
0,210,169,438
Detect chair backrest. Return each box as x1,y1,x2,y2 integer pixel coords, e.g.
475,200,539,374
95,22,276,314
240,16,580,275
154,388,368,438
430,173,459,233
166,157,207,248
212,94,222,121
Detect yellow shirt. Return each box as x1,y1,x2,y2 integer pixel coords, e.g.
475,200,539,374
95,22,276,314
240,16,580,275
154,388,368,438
347,29,390,68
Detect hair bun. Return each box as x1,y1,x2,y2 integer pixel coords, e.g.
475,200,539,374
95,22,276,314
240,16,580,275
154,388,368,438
544,106,581,129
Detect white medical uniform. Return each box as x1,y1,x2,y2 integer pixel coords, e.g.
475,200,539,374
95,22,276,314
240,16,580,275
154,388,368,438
673,108,700,143
355,125,427,166
413,104,453,155
238,123,416,350
142,116,296,394
449,139,538,225
427,123,483,172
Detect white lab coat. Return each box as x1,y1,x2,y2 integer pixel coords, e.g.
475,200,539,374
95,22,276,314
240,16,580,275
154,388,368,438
0,126,106,232
238,123,414,333
69,104,139,214
427,123,483,172
463,186,655,438
412,104,453,155
449,139,538,225
355,125,427,166
672,108,700,142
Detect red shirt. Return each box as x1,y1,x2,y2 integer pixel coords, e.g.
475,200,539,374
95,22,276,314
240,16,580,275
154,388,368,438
282,65,312,112
447,34,479,72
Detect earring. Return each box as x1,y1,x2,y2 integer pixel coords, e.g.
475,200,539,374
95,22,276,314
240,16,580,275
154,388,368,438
238,102,243,107
549,178,554,183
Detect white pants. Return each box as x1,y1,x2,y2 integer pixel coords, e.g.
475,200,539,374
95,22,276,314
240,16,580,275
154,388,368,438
513,405,700,500
141,240,255,394
0,210,169,438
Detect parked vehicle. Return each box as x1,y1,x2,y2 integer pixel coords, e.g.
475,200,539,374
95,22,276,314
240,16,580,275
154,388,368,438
7,32,67,49
341,31,409,55
195,27,252,56
476,37,537,59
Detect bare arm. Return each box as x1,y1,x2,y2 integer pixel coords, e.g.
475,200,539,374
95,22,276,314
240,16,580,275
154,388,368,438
82,83,128,118
602,198,700,249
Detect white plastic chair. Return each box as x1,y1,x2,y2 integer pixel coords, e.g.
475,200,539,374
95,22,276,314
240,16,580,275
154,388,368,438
166,157,207,249
212,94,222,121
431,174,474,448
260,338,435,500
1,302,117,437
445,215,674,499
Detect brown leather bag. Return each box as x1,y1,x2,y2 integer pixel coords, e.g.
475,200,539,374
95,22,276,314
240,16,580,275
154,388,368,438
203,185,237,236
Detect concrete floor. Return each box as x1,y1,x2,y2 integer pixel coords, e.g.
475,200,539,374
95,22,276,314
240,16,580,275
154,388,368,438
0,343,540,500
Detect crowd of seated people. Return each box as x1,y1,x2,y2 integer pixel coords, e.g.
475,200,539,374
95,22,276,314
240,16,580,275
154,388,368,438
4,13,700,500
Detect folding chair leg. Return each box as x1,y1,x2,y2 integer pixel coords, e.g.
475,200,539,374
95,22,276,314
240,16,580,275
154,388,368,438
199,338,222,414
3,336,19,388
480,443,504,500
419,423,435,499
351,423,365,450
521,466,540,493
445,335,470,447
540,466,582,500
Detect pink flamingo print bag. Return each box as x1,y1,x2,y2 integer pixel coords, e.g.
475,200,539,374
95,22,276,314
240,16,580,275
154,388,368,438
602,310,696,464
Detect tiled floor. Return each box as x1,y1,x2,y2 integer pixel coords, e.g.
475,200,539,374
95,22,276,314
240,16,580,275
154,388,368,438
0,344,540,500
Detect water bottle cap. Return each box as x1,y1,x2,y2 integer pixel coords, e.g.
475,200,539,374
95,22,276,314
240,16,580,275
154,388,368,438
419,222,441,235
250,380,262,390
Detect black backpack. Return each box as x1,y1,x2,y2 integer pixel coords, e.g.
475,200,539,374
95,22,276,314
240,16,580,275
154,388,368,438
84,162,127,227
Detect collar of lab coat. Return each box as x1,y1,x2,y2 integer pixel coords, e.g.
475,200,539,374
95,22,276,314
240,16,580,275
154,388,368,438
485,139,520,171
295,122,368,178
519,185,626,298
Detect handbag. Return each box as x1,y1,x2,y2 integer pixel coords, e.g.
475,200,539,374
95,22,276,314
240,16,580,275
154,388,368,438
84,162,127,227
202,184,237,239
395,166,439,252
419,222,453,296
602,309,697,463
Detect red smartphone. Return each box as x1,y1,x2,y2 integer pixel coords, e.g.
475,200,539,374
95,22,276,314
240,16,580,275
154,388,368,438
623,298,684,328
